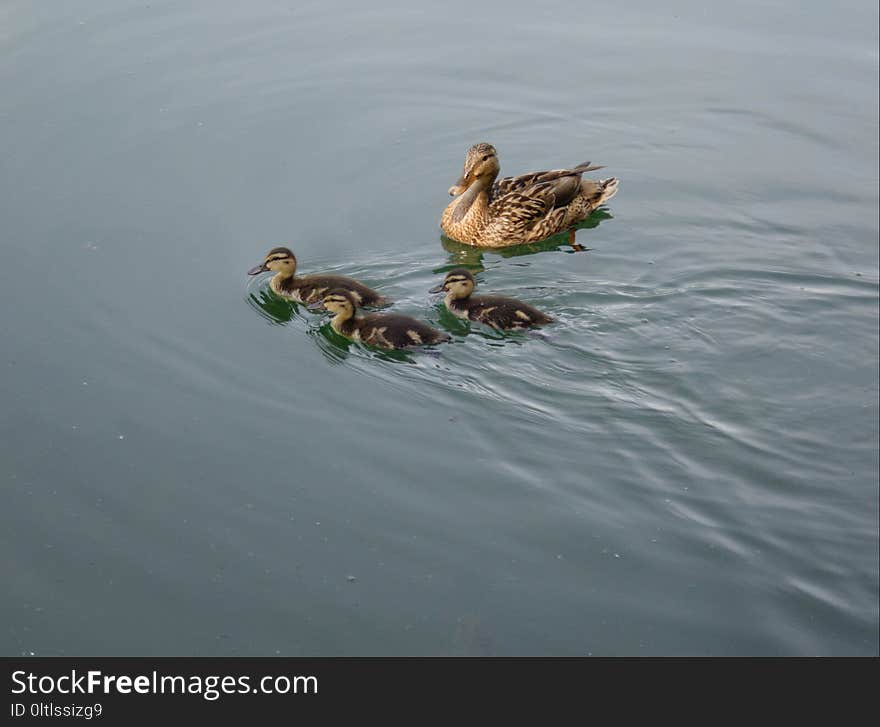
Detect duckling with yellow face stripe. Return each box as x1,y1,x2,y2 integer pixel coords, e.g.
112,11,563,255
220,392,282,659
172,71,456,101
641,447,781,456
322,289,450,350
248,247,386,307
430,269,554,330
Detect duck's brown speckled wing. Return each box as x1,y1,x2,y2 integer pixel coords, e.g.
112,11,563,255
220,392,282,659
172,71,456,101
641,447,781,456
486,182,558,236
487,168,608,243
491,161,601,202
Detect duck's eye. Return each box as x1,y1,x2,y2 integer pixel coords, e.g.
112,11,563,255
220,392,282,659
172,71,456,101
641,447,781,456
482,155,490,161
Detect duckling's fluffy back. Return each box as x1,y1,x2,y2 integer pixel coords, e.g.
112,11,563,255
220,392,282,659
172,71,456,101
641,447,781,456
356,313,451,348
282,274,386,306
452,294,553,330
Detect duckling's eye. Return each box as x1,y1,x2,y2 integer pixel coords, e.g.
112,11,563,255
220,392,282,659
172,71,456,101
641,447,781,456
482,155,490,161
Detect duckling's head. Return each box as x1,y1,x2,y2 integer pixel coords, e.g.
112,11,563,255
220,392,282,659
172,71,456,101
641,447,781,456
448,143,499,196
430,268,476,298
322,289,357,319
248,247,298,277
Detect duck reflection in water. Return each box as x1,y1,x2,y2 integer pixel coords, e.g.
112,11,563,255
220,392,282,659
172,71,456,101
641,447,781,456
439,207,614,273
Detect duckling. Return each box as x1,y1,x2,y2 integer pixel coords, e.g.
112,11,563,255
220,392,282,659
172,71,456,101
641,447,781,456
441,143,618,247
322,289,450,349
247,247,386,306
430,268,553,330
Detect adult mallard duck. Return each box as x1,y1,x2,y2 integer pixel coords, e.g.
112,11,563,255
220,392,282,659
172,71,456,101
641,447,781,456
322,290,450,349
441,143,618,247
247,247,386,306
430,269,553,329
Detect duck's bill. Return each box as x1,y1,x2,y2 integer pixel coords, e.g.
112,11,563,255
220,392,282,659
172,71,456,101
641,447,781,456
247,263,268,275
448,176,467,196
429,284,446,294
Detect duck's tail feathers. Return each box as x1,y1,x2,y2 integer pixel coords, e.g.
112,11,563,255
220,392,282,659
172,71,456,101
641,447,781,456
581,177,619,207
598,177,619,205
573,161,605,173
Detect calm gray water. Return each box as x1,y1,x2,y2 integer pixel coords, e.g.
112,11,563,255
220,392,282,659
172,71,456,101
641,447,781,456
1,0,877,656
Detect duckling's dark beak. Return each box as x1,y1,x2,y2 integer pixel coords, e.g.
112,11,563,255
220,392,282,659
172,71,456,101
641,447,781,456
429,283,447,294
247,263,269,275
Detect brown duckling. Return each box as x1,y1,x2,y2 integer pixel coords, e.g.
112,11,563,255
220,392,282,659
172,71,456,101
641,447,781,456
430,269,553,330
441,143,618,247
322,289,450,349
247,247,386,306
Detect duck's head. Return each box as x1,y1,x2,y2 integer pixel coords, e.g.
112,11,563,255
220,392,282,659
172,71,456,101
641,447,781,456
448,143,499,196
430,268,476,298
322,289,357,319
248,247,297,276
